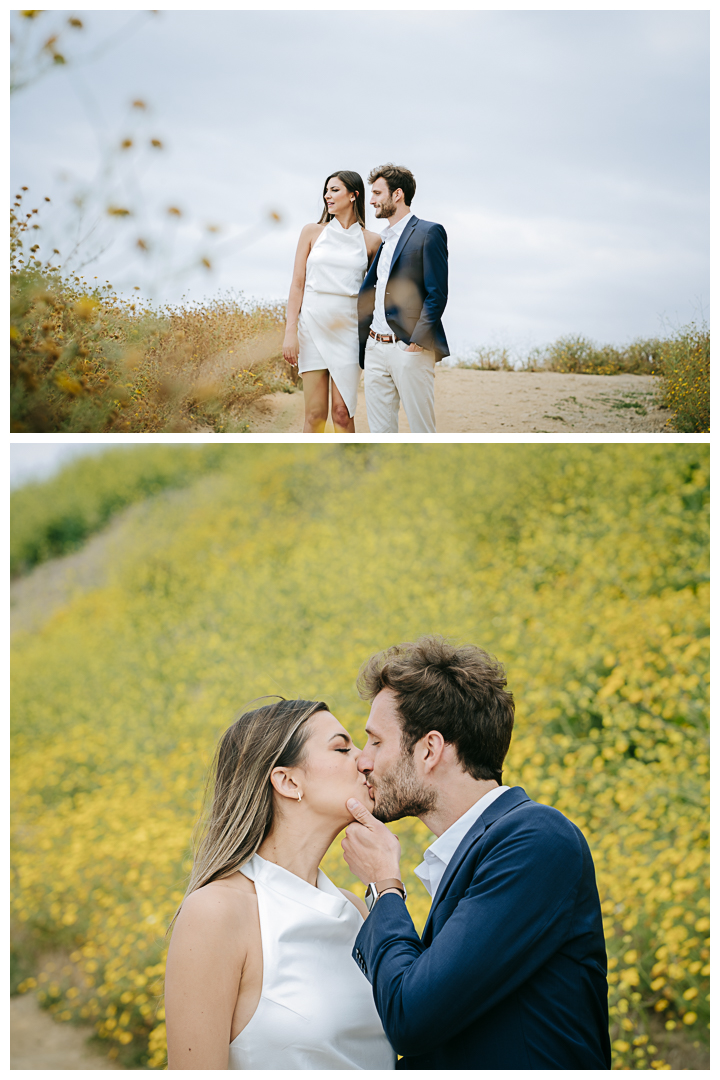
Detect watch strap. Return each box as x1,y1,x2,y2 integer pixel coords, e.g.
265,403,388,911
374,877,406,897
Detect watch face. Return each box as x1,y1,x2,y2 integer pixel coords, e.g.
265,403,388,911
365,883,377,911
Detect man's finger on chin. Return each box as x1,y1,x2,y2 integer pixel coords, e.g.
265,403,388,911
347,797,374,823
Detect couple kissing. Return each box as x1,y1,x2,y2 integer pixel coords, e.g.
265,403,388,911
283,165,449,434
164,636,611,1070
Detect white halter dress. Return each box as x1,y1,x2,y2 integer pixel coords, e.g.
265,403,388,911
297,218,368,417
228,854,395,1070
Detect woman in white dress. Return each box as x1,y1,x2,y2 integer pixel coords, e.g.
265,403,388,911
283,172,383,433
164,698,396,1070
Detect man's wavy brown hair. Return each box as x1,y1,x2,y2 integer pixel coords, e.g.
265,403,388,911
357,636,514,783
367,163,416,207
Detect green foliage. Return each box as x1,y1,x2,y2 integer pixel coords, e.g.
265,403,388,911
11,446,708,1069
10,444,235,575
657,323,709,433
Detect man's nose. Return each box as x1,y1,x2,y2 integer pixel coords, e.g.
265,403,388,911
356,749,373,774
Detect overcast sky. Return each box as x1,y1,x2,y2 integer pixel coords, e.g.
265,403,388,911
9,444,116,488
11,9,709,356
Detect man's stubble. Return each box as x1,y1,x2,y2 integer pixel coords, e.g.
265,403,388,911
374,197,397,221
369,749,437,823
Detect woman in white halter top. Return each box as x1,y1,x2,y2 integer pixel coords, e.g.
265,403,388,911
164,699,396,1070
283,172,383,433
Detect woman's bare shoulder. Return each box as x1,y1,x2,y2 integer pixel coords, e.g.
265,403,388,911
339,887,368,919
362,229,383,252
178,874,257,925
300,222,324,238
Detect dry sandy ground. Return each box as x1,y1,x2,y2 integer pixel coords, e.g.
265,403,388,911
10,977,708,1070
247,369,671,433
11,993,120,1070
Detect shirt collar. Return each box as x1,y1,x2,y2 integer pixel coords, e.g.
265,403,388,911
414,786,509,898
384,211,413,242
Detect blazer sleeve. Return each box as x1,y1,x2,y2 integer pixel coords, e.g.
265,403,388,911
408,223,448,349
352,812,585,1058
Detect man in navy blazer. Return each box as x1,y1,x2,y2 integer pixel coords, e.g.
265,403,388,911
342,636,611,1070
358,165,449,433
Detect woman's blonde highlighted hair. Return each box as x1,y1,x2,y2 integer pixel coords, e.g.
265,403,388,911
172,698,327,927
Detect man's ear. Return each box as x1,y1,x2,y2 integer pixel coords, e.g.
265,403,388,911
270,767,302,801
418,730,445,772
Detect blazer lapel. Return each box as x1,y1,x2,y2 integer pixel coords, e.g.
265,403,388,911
364,242,384,287
388,214,418,276
425,787,531,925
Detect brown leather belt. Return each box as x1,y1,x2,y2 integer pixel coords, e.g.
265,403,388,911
369,328,398,344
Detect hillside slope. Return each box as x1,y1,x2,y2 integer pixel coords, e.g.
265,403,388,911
12,445,708,1069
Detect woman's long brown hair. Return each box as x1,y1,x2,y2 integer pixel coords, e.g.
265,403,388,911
317,170,365,227
170,698,327,929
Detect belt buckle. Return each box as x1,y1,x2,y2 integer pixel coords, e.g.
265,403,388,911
374,330,394,343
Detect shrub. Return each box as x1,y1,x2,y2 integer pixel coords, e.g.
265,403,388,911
535,335,664,376
657,323,709,433
458,335,668,376
10,192,292,434
456,345,514,370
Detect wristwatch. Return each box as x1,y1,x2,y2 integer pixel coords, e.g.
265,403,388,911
365,878,407,912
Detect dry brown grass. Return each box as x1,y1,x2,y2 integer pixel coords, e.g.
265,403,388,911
11,191,295,433
123,296,293,433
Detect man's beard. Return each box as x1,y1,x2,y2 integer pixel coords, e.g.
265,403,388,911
369,752,437,822
374,197,397,220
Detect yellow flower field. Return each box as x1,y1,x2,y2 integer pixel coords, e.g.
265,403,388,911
11,444,709,1068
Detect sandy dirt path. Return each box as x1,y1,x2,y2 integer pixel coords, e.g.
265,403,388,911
247,369,670,433
11,993,120,1070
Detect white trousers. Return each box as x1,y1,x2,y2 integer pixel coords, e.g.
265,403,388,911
363,337,436,433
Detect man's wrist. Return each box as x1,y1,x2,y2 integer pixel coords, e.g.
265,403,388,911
365,877,406,912
369,870,401,883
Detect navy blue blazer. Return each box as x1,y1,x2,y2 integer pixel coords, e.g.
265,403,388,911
352,787,611,1070
358,215,449,366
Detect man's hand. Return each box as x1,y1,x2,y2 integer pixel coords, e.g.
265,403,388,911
405,343,423,352
341,799,402,886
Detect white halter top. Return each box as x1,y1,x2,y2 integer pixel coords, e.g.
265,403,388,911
228,854,396,1070
304,217,367,297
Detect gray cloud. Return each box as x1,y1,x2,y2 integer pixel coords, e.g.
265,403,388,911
11,10,708,354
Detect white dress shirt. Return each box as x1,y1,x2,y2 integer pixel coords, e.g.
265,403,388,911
414,786,509,899
371,212,414,336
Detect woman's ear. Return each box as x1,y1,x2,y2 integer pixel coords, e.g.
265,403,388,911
269,766,302,801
